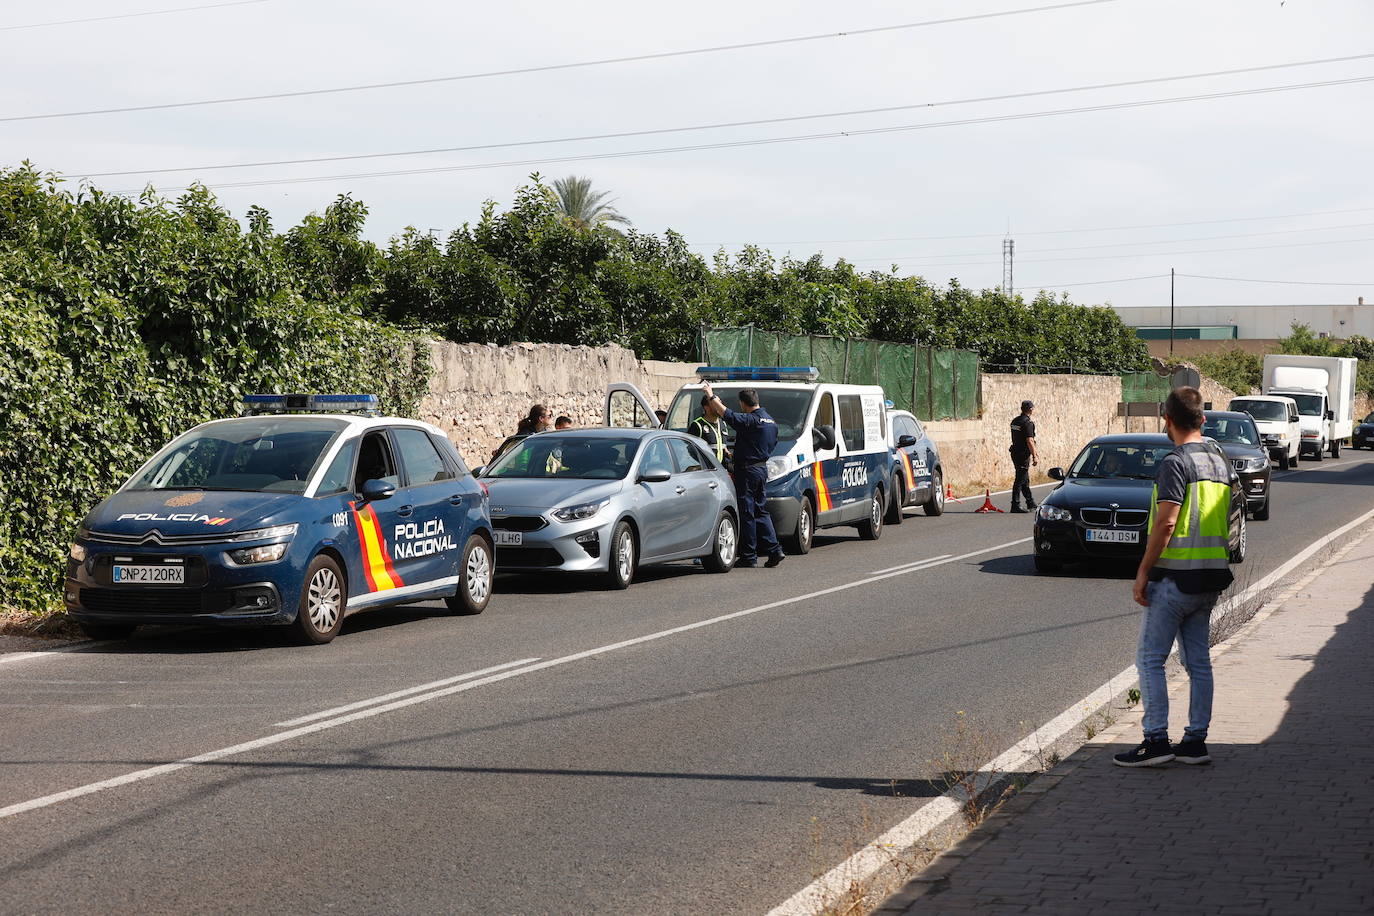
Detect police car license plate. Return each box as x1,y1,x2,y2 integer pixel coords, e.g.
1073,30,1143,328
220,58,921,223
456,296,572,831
1085,529,1138,544
112,565,185,584
494,532,523,546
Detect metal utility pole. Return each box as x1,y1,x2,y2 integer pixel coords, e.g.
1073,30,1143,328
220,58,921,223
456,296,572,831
1169,267,1176,358
1002,237,1015,296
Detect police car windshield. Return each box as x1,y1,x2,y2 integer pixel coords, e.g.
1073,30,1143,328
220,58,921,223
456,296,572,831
1231,399,1287,422
667,387,814,446
484,434,641,480
126,417,347,494
1068,444,1173,480
1203,416,1260,447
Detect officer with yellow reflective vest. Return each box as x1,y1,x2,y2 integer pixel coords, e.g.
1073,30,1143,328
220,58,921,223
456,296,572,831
1117,386,1235,769
689,394,730,468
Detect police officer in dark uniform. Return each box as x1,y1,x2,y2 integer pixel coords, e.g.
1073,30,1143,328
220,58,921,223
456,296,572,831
1009,399,1039,513
702,382,785,568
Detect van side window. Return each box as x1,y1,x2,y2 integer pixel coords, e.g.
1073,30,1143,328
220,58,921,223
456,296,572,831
815,393,835,433
354,432,399,491
837,395,866,451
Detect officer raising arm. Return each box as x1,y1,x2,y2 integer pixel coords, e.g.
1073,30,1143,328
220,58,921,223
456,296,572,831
702,383,785,569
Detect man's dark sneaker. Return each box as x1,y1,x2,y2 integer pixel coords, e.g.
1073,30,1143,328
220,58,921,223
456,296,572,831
765,553,785,568
1112,739,1175,768
1171,739,1211,765
1009,505,1028,514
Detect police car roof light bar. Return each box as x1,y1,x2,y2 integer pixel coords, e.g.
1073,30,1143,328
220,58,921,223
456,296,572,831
241,393,379,416
695,366,820,382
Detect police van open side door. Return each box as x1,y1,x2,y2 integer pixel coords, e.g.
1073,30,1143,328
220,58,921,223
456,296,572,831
605,383,661,429
810,391,844,526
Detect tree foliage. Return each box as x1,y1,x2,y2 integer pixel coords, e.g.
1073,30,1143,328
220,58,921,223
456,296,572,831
1193,347,1263,396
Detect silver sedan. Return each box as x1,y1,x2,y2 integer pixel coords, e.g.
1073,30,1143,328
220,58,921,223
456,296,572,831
480,428,739,588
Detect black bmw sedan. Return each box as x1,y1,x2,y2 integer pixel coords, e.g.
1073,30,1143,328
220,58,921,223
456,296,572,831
1032,433,1246,574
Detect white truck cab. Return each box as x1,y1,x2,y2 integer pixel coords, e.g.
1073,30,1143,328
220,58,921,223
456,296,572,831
1228,395,1301,469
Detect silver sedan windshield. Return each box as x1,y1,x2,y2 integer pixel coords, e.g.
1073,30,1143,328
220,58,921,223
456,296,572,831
484,435,642,480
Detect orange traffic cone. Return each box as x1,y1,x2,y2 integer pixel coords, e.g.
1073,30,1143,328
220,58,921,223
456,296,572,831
945,483,962,502
974,489,1004,513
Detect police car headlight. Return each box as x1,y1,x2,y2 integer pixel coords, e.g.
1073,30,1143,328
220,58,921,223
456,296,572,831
227,543,289,565
1240,456,1269,472
228,524,299,543
1038,505,1072,522
553,499,608,522
765,457,792,482
69,542,87,562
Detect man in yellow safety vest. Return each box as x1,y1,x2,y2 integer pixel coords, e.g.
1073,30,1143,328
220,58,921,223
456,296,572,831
690,395,730,469
1116,386,1235,769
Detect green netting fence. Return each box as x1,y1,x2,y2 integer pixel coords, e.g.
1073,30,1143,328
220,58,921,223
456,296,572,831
698,327,981,420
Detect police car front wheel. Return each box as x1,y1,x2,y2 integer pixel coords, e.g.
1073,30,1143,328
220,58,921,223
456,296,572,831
447,534,493,615
296,555,346,645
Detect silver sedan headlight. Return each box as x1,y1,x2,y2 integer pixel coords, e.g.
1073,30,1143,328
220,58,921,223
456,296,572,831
1038,504,1072,522
553,499,608,522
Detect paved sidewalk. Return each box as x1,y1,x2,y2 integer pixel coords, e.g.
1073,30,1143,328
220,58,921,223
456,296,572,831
879,530,1374,915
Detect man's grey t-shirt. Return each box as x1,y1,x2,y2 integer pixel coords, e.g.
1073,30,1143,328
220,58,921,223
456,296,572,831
1148,442,1234,595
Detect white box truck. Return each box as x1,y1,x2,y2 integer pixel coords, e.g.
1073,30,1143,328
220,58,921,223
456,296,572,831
1262,354,1358,459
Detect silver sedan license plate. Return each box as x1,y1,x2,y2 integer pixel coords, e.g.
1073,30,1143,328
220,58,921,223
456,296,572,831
494,531,523,546
1085,529,1138,544
113,565,185,584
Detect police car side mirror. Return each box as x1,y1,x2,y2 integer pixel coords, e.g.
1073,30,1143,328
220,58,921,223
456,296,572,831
896,434,917,448
638,470,672,484
813,425,837,451
472,466,485,477
361,479,396,501
1048,467,1066,481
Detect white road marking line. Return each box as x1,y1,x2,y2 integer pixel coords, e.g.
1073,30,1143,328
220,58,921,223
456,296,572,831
273,658,542,727
870,555,952,575
0,538,1036,822
766,498,1374,916
0,644,88,667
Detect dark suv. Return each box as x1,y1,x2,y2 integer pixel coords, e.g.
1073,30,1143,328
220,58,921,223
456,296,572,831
1204,410,1272,520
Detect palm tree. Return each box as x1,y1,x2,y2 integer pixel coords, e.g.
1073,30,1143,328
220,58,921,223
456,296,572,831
551,175,630,231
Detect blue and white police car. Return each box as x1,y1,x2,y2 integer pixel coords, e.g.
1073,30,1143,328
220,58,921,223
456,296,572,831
608,368,897,553
65,394,493,644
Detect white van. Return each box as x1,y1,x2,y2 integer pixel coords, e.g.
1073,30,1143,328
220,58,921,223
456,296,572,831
606,368,898,553
1228,395,1301,469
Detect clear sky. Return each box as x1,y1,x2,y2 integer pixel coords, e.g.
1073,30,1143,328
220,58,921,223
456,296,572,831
4,0,1372,312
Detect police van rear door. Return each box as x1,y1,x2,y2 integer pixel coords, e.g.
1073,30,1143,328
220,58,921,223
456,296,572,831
605,383,661,429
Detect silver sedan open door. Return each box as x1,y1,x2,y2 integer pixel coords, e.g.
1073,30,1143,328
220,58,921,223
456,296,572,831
605,382,661,429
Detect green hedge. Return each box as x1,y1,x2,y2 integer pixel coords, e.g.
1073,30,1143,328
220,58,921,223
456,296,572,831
0,167,429,617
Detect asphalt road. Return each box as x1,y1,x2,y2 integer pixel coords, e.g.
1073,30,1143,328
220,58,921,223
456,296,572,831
4,450,1374,915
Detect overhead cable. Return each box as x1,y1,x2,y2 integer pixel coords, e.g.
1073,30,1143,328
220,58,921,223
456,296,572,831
4,1,1130,122
0,0,272,32
1177,273,1374,286
113,74,1374,193
76,52,1374,178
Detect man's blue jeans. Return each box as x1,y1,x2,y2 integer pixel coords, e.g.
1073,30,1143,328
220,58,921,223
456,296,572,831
1137,576,1219,742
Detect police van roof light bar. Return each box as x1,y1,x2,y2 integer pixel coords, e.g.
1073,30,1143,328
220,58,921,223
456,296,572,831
241,394,379,416
695,366,820,382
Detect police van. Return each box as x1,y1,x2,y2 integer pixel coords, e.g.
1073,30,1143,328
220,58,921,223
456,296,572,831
606,368,896,553
65,394,493,645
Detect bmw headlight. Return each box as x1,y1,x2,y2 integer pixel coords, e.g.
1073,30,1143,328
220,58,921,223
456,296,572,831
1240,456,1269,472
553,499,608,522
227,543,289,565
765,456,792,482
1038,504,1072,522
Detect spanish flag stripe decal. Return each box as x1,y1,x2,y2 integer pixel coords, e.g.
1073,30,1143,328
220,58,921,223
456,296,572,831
352,504,401,592
370,504,404,585
813,461,833,513
901,450,917,490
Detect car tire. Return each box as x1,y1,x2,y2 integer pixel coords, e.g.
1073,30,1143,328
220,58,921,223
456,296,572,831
785,497,814,555
1229,511,1248,564
295,554,346,645
702,512,738,573
1033,555,1062,575
1314,442,1324,461
604,520,636,590
885,474,905,526
857,489,884,540
445,534,492,615
1280,451,1293,470
1331,438,1340,458
924,470,946,517
78,622,136,641
1252,496,1270,521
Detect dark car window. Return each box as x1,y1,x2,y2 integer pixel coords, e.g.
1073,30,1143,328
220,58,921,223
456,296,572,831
315,438,357,497
354,431,400,490
666,387,815,444
394,427,455,486
1364,412,1374,424
485,435,641,480
1069,443,1175,479
667,437,704,473
1203,416,1260,447
127,417,346,494
639,439,676,477
1230,399,1287,422
837,395,866,451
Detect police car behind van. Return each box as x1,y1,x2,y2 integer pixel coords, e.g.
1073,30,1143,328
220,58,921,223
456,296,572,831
65,394,493,645
887,409,946,523
607,368,897,553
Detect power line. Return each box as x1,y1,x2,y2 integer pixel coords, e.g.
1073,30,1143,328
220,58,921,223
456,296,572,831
0,0,272,32
1177,273,1374,286
75,51,1374,179
1013,274,1172,290
3,0,1129,123
114,74,1374,194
